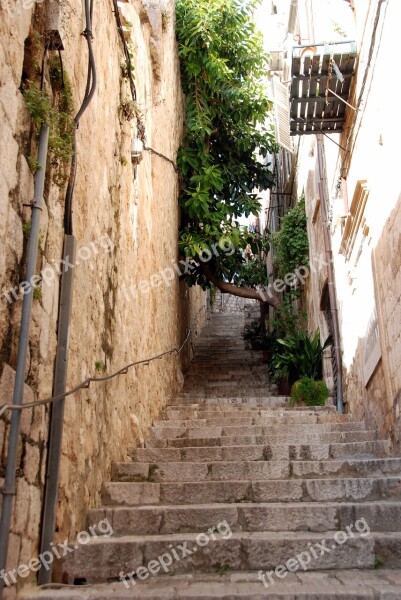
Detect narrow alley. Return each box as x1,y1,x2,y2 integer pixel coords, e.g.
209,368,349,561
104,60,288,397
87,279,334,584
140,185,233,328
21,304,401,599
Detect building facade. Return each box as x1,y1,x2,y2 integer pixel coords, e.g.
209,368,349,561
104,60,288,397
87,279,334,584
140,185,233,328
269,0,401,446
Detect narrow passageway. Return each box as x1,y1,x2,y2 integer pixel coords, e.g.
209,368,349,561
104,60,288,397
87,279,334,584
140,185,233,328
22,305,401,599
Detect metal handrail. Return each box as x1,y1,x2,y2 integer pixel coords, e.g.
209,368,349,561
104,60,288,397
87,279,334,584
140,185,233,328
0,329,193,419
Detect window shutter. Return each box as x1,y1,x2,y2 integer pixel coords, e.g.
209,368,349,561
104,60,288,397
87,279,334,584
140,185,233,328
272,78,293,153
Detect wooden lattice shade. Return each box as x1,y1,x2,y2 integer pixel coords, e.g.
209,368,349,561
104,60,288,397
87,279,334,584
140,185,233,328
290,41,357,136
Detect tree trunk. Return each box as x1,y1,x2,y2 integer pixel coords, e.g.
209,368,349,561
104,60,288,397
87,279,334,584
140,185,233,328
200,263,281,309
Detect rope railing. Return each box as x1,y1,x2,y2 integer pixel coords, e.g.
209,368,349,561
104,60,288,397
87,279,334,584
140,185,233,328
0,328,195,419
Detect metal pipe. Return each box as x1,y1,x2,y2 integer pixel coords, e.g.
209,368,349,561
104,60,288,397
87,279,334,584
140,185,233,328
316,134,343,414
0,124,49,597
38,0,97,581
38,235,76,585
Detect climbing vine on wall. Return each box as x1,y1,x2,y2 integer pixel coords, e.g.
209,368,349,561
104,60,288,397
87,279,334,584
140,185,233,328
176,0,278,289
273,196,309,279
23,56,74,182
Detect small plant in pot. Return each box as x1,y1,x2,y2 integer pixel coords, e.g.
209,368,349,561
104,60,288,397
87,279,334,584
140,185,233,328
291,377,330,407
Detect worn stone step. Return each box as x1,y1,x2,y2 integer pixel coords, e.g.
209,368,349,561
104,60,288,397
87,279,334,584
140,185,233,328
179,390,280,398
149,425,376,441
146,434,370,450
130,436,381,463
183,379,271,386
153,420,370,435
147,433,371,450
157,411,339,426
127,441,390,467
111,457,400,483
62,531,383,583
101,476,401,506
172,397,288,407
160,405,336,419
87,501,401,536
185,367,269,375
18,569,401,599
148,421,361,442
184,375,269,382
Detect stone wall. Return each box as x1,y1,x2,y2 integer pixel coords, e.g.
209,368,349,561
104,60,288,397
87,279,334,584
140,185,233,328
0,0,206,595
371,195,401,449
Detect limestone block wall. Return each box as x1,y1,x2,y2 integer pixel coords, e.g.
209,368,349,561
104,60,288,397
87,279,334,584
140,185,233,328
0,0,205,594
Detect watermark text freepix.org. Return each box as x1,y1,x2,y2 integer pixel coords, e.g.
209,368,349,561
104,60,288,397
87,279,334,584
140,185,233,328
119,520,233,589
2,234,114,305
258,517,371,588
120,235,235,301
0,518,113,587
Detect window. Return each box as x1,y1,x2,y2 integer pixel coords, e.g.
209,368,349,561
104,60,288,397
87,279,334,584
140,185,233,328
340,180,369,262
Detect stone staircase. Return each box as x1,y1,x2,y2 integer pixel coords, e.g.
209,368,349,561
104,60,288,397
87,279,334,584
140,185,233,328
21,313,401,599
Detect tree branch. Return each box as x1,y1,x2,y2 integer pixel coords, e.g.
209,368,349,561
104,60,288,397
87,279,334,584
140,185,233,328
200,263,281,308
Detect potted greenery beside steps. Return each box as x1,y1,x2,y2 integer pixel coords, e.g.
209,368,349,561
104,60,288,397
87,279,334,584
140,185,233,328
241,198,332,406
270,328,332,405
243,314,332,405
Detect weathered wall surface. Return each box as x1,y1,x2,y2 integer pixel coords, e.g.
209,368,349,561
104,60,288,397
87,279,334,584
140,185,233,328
296,0,400,447
0,0,205,595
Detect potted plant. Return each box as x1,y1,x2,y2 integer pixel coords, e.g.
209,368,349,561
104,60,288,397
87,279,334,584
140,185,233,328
272,328,332,385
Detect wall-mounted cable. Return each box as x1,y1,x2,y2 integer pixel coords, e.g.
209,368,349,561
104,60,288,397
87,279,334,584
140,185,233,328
64,0,97,234
112,0,178,171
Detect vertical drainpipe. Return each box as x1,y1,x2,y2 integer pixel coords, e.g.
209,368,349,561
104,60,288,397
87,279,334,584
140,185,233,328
316,134,344,414
0,124,50,598
38,234,75,585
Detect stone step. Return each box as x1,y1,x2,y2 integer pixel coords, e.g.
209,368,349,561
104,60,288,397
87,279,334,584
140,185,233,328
111,456,400,483
150,421,370,436
182,385,272,392
162,416,358,428
55,532,401,583
190,358,258,364
183,376,270,383
180,390,279,398
160,407,337,420
146,429,376,450
160,413,307,424
87,501,401,536
101,476,401,506
183,377,271,384
188,366,267,372
153,412,361,429
173,396,287,407
131,441,390,465
148,426,377,445
18,569,401,599
129,436,382,463
146,438,391,460
145,434,374,449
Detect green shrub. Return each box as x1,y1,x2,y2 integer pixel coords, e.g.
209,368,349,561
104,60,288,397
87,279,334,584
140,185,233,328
291,377,329,407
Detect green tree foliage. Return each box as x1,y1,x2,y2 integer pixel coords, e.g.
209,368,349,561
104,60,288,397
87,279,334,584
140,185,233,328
176,0,277,289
